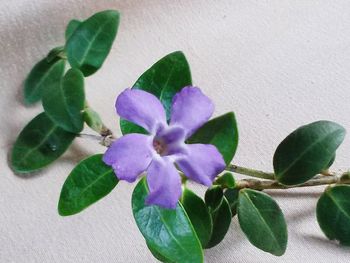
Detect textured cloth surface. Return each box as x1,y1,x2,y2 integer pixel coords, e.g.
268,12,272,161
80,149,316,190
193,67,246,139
1,0,350,262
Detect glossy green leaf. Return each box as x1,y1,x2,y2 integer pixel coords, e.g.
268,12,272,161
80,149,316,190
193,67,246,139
325,154,336,170
205,186,224,212
224,188,239,217
147,242,174,263
187,112,238,165
42,68,85,133
65,19,82,40
238,189,287,256
181,188,212,247
132,178,203,263
206,196,232,248
317,185,350,245
58,154,118,216
214,172,236,189
273,121,346,185
11,112,75,173
46,46,65,63
121,51,192,134
24,58,65,105
66,10,119,76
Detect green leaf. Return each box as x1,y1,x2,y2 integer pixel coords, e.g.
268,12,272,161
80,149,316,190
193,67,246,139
132,178,203,263
58,154,118,216
325,154,336,170
224,188,240,217
11,112,75,173
24,58,65,105
273,121,346,185
238,189,287,256
147,242,175,263
214,172,236,189
181,188,213,247
83,107,104,133
120,120,148,135
46,46,65,63
187,112,238,165
42,68,85,133
66,10,120,76
120,51,192,134
65,19,82,40
317,185,350,245
206,196,232,248
205,186,224,212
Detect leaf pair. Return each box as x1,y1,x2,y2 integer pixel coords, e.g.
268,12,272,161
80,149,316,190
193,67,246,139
13,10,120,173
272,120,348,249
204,187,232,248
14,67,85,173
25,10,119,105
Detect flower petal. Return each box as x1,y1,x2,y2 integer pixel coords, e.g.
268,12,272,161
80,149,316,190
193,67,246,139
176,144,226,186
156,125,185,145
146,157,182,209
116,89,167,133
103,134,153,182
170,86,214,138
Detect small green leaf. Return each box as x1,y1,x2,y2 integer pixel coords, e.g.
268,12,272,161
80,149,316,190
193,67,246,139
317,185,350,245
238,189,287,256
42,68,85,133
121,51,192,134
187,112,238,165
11,112,75,173
181,188,213,247
147,242,174,263
132,178,203,263
58,154,118,216
273,121,346,185
224,188,239,217
215,172,236,189
65,19,82,40
205,186,224,212
24,58,65,105
206,196,232,248
66,10,120,76
46,46,65,63
83,107,104,133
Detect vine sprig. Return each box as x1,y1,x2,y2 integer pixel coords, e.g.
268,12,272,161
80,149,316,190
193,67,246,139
10,9,350,263
78,130,350,190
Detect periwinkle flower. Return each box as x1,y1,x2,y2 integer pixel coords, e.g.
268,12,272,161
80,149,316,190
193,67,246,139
103,86,226,209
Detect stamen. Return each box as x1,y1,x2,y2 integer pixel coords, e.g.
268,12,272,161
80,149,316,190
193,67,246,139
153,138,167,155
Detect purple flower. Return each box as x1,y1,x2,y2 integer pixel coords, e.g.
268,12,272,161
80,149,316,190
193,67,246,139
103,86,226,209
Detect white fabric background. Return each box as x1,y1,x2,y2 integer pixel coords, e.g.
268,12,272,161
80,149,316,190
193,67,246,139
1,0,350,262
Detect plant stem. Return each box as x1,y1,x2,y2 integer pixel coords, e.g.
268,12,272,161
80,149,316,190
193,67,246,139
226,164,275,180
234,172,350,190
78,129,350,190
78,133,114,147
